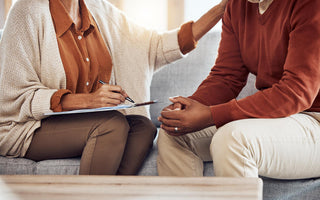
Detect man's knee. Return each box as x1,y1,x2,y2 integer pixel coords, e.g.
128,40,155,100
157,129,169,151
157,129,179,150
210,120,257,176
210,121,250,163
211,120,252,149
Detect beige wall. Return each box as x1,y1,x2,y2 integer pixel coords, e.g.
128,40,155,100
0,0,12,28
108,0,183,31
0,0,184,30
107,0,123,8
168,0,184,30
0,0,5,28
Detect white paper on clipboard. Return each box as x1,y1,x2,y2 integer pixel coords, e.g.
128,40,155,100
44,100,158,116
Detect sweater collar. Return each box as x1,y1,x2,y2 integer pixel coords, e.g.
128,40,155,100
248,0,264,2
248,0,274,14
49,0,95,37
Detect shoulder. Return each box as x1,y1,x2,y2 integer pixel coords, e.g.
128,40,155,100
290,0,320,26
85,0,127,29
6,0,51,27
3,0,52,48
85,0,118,17
10,0,49,16
291,0,320,14
7,0,50,28
224,0,252,24
85,0,147,38
227,0,248,13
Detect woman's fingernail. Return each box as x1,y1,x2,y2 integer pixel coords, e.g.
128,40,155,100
169,96,179,99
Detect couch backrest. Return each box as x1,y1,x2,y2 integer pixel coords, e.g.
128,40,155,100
150,31,257,126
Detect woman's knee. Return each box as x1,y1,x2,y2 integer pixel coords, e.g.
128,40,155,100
90,111,130,142
126,115,157,141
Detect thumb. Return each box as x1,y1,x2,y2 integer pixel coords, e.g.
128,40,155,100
169,96,191,107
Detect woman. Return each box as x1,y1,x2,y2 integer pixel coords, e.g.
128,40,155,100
0,0,227,175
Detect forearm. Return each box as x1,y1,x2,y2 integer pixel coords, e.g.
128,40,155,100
192,4,225,41
61,93,91,111
59,84,126,111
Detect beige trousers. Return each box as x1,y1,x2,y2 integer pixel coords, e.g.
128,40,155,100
157,113,320,179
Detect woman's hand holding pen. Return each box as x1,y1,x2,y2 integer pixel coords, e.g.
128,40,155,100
89,84,128,108
60,84,132,111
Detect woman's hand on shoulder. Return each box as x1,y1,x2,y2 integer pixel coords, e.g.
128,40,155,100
219,0,229,9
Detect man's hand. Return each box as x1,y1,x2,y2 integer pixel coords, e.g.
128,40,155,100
158,96,214,136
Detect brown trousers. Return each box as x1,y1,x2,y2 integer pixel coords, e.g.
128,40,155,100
25,111,156,175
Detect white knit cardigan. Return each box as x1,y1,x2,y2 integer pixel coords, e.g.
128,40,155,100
0,0,184,157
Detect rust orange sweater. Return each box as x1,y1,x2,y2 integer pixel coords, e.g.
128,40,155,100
190,0,320,127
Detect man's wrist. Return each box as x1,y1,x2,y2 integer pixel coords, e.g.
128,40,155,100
205,106,215,127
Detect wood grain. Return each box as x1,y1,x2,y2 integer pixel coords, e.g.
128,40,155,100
0,175,263,200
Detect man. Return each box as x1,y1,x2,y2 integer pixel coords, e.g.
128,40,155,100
157,0,320,179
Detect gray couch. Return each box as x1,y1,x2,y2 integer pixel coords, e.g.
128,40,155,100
1,29,320,200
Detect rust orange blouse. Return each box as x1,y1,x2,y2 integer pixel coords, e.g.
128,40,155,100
49,0,196,112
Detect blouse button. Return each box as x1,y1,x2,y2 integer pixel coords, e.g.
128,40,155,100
78,35,82,40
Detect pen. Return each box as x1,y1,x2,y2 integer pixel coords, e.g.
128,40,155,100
99,80,135,103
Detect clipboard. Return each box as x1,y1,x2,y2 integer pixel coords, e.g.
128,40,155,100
44,100,158,116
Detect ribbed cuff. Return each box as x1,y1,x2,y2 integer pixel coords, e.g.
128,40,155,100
32,89,58,120
210,100,236,128
50,89,72,112
178,21,197,55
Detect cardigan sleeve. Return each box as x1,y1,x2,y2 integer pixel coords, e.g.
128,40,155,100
0,1,58,122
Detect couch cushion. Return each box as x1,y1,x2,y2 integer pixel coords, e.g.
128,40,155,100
137,144,158,176
263,177,320,200
36,158,80,175
0,156,36,174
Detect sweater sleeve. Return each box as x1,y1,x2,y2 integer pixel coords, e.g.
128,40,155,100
193,0,320,128
50,89,72,112
178,21,197,55
0,1,59,122
190,4,250,120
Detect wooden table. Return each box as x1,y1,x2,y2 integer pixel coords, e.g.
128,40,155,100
0,175,263,200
